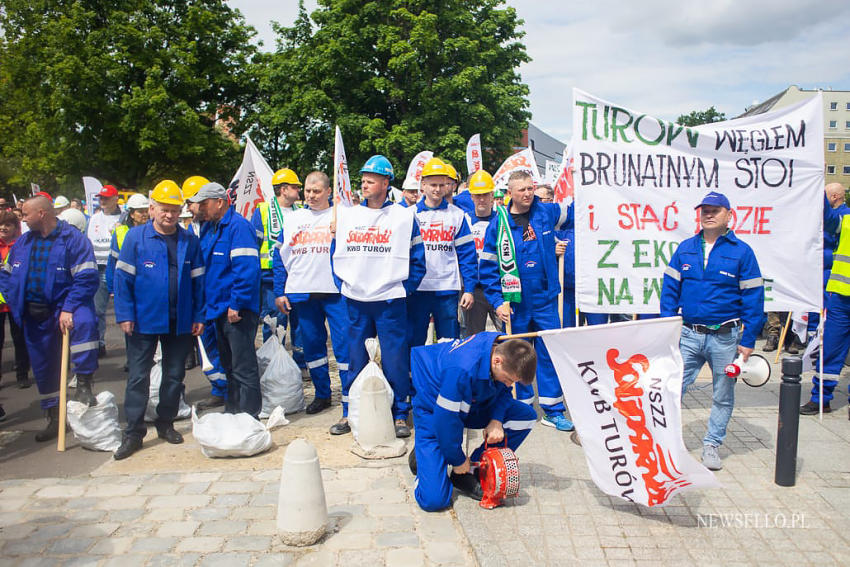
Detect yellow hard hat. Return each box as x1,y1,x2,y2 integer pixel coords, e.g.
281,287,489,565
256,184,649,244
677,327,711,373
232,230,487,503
443,161,460,182
420,157,449,179
182,175,210,199
468,170,495,194
150,180,184,206
272,168,301,186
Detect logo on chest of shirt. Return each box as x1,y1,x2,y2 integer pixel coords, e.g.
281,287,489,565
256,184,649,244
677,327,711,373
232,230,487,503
682,264,691,271
289,227,333,247
420,221,454,243
524,260,537,269
346,226,391,244
718,270,735,279
144,261,155,269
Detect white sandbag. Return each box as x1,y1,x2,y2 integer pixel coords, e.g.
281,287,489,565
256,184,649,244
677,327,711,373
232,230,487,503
66,391,122,452
192,405,288,458
259,340,305,418
257,317,286,376
144,362,191,422
347,338,394,441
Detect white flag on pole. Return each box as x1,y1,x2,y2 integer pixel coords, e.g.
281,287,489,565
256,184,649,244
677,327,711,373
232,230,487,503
492,147,541,190
541,317,719,507
82,176,103,217
552,144,574,205
791,311,810,343
401,151,433,191
334,126,353,207
229,136,280,237
466,133,482,175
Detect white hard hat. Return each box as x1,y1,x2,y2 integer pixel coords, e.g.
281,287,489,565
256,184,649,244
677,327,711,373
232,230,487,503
53,195,70,209
179,205,193,219
58,208,87,232
125,193,150,210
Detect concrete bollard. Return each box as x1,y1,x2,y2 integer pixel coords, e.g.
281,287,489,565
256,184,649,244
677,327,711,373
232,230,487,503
358,375,397,448
277,438,328,546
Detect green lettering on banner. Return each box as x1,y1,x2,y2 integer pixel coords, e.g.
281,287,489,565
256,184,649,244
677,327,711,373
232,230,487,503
617,279,633,305
598,278,634,305
763,277,774,302
633,240,650,268
597,239,619,268
576,101,596,141
598,278,615,305
643,277,663,304
610,107,633,143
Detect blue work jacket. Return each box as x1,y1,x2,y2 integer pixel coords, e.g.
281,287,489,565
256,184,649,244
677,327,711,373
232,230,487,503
198,207,261,320
411,332,513,467
0,220,99,325
113,222,205,335
660,230,765,348
478,196,573,309
555,228,576,290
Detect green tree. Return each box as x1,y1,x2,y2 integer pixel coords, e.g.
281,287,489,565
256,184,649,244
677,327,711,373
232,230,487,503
249,0,531,177
0,0,259,194
676,106,726,127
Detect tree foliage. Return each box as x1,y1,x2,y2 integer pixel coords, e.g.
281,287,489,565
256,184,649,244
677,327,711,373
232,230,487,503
0,0,258,194
249,0,531,178
676,106,726,127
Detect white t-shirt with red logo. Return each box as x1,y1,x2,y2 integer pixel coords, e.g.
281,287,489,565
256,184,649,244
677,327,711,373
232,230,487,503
414,202,473,292
278,207,337,294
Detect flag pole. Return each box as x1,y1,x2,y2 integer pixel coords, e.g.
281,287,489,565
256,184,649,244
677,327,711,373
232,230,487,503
774,312,793,364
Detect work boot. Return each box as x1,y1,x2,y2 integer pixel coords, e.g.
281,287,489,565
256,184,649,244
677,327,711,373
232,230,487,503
394,418,411,438
763,335,779,352
195,395,225,411
0,404,6,422
156,424,184,444
800,400,830,415
17,376,31,389
329,417,350,435
34,407,60,442
305,397,331,415
74,374,97,407
408,448,417,476
114,436,143,460
785,339,801,355
98,345,107,358
450,472,483,501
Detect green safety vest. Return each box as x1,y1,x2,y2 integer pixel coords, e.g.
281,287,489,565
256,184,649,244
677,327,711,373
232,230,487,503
114,224,130,250
258,202,273,270
827,215,850,296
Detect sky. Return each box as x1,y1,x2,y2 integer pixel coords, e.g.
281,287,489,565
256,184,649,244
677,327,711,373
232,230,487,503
227,0,850,143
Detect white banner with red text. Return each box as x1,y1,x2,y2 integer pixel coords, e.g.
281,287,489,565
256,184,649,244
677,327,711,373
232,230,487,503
229,136,280,236
541,317,719,507
572,89,824,314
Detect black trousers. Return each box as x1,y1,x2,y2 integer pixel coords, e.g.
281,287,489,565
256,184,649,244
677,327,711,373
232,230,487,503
0,311,29,380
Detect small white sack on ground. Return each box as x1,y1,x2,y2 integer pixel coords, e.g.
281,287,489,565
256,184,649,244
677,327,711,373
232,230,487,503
66,391,122,452
347,338,394,441
257,316,285,376
258,327,305,418
192,405,287,458
144,362,191,422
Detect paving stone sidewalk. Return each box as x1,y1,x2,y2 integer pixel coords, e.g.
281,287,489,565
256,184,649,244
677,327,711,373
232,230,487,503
3,350,850,566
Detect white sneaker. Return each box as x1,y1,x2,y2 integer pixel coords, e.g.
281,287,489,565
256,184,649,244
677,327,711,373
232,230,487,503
702,444,722,471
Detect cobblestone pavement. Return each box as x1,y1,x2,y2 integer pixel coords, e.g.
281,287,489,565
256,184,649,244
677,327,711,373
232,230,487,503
2,341,850,566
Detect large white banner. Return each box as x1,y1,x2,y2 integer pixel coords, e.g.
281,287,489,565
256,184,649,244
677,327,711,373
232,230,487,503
541,317,719,506
82,176,102,217
466,133,482,176
334,126,354,207
573,89,824,314
493,147,541,190
229,136,279,234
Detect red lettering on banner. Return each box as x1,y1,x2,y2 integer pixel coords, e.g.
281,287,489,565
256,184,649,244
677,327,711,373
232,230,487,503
617,202,679,231
607,349,692,506
693,206,772,235
346,227,392,244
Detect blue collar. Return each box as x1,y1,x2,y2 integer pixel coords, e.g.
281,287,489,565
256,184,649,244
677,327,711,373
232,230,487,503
416,199,448,212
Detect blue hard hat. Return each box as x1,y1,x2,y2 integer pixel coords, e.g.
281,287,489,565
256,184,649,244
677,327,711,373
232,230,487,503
360,155,394,181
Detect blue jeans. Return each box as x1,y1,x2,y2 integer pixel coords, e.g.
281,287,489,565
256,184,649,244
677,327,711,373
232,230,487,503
124,329,193,438
215,310,262,417
94,266,109,347
680,325,740,447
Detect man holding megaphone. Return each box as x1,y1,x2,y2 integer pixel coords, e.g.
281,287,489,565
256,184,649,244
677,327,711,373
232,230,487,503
660,191,766,471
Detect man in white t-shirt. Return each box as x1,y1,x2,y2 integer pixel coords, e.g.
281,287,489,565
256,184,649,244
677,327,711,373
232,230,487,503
273,171,348,416
86,184,122,356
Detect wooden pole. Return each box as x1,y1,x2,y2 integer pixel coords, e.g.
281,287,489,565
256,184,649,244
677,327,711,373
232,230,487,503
558,255,564,327
774,312,793,364
57,330,70,452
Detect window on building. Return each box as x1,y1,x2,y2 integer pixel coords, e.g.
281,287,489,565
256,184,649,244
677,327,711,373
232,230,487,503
846,121,850,129
828,142,837,152
847,102,850,110
829,120,838,128
844,166,850,175
827,165,836,174
830,102,838,110
845,143,850,152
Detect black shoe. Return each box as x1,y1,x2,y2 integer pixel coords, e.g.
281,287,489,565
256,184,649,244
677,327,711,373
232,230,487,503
450,472,483,501
17,376,31,389
195,396,225,411
305,397,331,415
329,418,350,435
74,374,97,407
97,345,107,358
0,404,6,422
123,364,128,373
408,449,417,476
157,426,184,444
34,407,60,442
785,340,800,355
800,400,830,415
185,351,198,371
763,335,779,352
394,418,411,438
114,436,143,460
